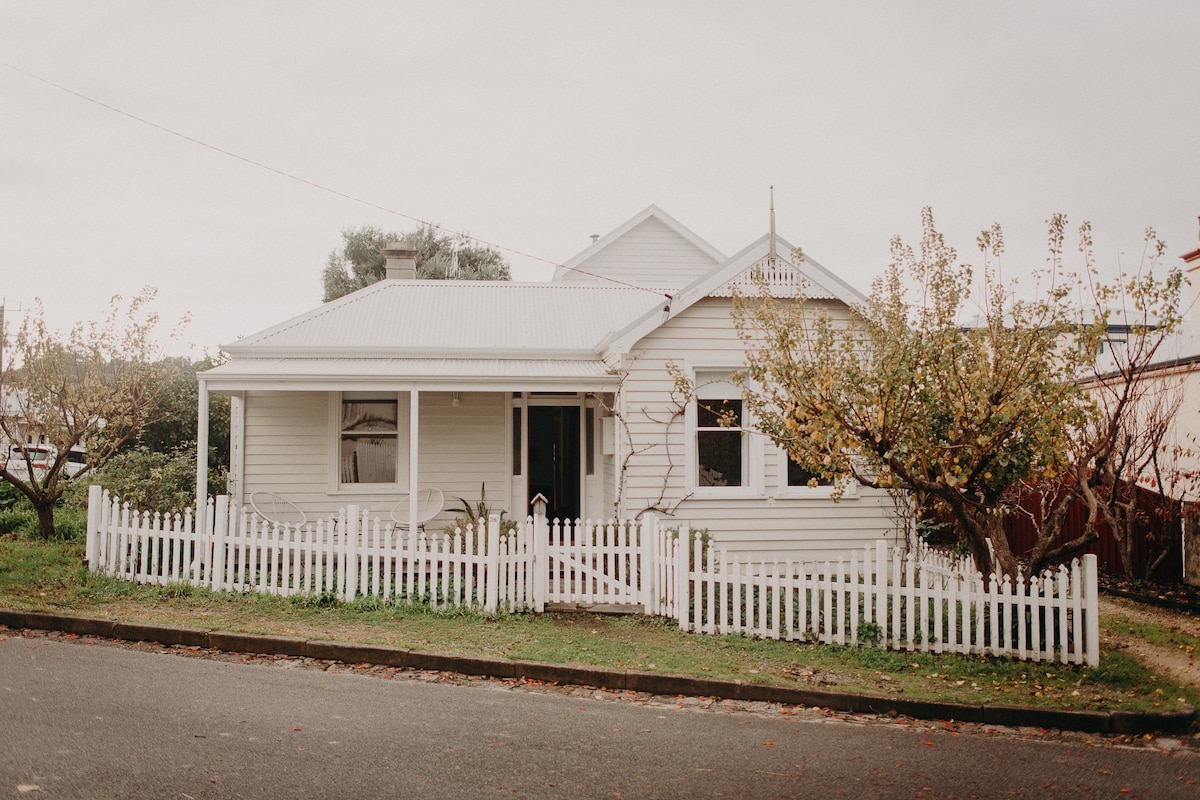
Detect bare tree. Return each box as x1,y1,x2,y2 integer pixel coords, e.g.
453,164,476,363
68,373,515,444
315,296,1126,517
0,289,181,538
1069,227,1189,577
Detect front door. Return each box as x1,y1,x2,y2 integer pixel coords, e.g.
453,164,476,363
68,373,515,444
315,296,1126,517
527,405,581,522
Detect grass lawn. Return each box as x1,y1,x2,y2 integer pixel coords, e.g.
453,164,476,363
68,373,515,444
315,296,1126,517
2,535,1197,722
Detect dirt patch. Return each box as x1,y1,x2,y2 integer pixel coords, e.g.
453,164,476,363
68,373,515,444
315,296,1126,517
1099,571,1200,611
1100,596,1200,689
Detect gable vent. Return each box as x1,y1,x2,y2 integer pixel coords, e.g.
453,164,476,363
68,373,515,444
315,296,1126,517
708,256,836,300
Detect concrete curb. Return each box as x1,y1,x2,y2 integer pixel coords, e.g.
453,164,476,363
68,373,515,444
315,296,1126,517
1,608,1193,735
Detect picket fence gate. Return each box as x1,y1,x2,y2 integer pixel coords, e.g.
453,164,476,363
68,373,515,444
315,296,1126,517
84,487,1099,666
84,487,674,615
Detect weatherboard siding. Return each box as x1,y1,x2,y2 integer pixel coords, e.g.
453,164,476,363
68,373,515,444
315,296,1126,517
616,297,902,563
416,391,510,531
557,216,718,288
240,390,508,531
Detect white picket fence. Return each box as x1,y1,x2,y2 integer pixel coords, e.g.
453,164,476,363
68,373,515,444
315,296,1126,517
84,487,1099,665
83,487,673,614
677,531,1099,666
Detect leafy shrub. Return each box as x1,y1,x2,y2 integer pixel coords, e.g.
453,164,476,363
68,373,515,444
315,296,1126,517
0,502,85,542
68,446,216,514
857,618,884,647
0,482,22,511
291,590,341,609
0,506,37,536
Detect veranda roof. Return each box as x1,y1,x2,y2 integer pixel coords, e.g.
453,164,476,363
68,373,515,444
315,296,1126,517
204,279,669,390
223,279,667,357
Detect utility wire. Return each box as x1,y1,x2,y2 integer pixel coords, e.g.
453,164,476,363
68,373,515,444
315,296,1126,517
2,61,671,299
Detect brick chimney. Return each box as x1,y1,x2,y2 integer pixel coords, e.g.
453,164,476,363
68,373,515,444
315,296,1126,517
1182,216,1200,348
382,242,419,280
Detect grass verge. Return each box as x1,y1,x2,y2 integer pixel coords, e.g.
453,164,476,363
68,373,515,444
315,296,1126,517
1103,609,1200,653
2,536,1197,722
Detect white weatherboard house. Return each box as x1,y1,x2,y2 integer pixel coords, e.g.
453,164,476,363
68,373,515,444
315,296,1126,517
197,206,901,562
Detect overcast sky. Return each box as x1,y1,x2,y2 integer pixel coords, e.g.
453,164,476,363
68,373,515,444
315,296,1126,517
3,1,1198,356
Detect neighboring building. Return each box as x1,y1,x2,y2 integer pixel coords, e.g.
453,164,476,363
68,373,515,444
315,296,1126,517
0,389,88,481
198,206,901,562
1173,220,1200,585
1071,218,1200,585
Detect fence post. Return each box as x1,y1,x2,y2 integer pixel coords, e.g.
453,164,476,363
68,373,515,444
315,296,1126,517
84,484,103,569
676,524,691,631
485,513,501,612
99,489,114,573
1082,554,1099,667
532,513,547,613
641,512,657,615
211,495,230,591
197,496,216,583
346,504,359,602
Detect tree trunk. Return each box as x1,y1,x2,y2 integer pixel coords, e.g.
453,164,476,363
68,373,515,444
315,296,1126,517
34,498,56,540
951,506,1019,580
984,515,1019,580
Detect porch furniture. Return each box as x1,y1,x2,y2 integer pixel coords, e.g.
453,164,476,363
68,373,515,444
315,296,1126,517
249,492,308,527
389,488,444,533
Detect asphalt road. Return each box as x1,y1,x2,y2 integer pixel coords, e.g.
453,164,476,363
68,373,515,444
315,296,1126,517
1,634,1198,799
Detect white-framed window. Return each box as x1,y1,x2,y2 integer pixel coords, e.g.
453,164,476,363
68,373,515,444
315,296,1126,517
777,449,836,497
336,392,408,487
691,370,760,495
776,448,857,499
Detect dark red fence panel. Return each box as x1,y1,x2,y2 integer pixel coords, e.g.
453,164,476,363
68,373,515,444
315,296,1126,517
1003,484,1184,581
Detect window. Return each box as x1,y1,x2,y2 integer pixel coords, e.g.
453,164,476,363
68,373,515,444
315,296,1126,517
694,371,747,488
778,443,851,497
787,455,833,488
339,394,398,484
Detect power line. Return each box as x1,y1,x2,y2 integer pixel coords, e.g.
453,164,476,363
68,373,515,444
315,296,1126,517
1,61,670,299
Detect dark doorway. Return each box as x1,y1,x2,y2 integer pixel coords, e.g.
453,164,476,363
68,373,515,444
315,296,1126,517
527,406,581,522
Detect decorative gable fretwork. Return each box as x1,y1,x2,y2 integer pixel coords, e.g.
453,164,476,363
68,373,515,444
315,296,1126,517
707,256,837,300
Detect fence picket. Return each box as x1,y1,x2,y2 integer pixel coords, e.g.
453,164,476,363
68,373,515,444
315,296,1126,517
1057,565,1070,664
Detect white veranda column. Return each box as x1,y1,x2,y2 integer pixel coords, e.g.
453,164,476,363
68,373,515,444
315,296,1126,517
409,389,419,534
195,377,210,535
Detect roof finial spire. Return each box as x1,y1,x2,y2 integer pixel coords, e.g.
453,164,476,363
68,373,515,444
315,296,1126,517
768,185,777,266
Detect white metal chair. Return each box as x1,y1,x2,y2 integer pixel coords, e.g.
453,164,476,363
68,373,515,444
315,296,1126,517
249,492,308,527
389,488,444,533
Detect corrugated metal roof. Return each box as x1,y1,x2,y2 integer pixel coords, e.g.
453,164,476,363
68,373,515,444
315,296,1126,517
226,280,668,357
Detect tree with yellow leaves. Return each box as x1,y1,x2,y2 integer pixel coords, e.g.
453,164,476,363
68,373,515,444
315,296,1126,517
733,208,1182,580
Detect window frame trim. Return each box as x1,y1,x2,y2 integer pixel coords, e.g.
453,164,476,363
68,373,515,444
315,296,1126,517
774,446,858,499
329,391,410,493
684,364,763,498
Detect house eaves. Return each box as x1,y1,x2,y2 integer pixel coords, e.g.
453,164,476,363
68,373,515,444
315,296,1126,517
218,345,607,361
201,357,619,393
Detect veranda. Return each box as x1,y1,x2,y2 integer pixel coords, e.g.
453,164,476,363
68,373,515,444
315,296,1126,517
84,485,1100,666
